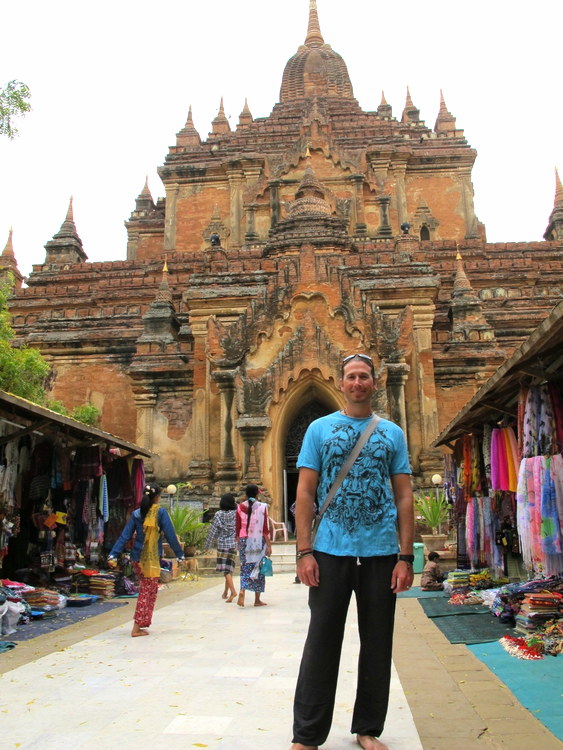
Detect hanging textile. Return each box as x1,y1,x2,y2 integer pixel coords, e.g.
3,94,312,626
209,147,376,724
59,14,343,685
517,455,563,576
98,474,109,523
74,446,103,480
464,495,504,572
522,384,557,457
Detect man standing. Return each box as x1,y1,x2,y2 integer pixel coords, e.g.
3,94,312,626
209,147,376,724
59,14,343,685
290,353,415,750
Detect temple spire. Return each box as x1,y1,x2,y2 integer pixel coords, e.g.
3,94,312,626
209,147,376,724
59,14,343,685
449,249,497,345
140,176,152,199
555,167,563,206
2,227,14,258
211,97,231,135
544,168,563,240
401,87,420,123
155,259,173,305
305,0,324,48
134,177,155,212
44,197,87,265
0,227,23,288
453,251,474,297
434,90,457,134
176,105,202,148
238,98,253,128
377,90,392,119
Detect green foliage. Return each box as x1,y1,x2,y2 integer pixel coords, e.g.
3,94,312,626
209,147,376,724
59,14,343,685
414,488,450,532
71,403,100,426
169,505,209,549
0,338,50,402
0,80,31,139
46,400,67,415
47,399,100,426
0,279,50,401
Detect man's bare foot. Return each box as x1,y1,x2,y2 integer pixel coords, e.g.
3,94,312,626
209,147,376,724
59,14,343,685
131,625,149,637
221,592,228,599
289,744,318,749
237,593,245,607
254,600,267,606
226,592,237,603
356,735,388,750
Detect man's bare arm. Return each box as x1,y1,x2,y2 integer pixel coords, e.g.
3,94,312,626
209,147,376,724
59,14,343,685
390,472,415,593
295,467,320,587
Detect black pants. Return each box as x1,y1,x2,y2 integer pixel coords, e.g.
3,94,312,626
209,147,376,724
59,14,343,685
292,552,397,746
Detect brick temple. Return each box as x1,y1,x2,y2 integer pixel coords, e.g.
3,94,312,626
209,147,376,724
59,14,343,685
3,1,563,517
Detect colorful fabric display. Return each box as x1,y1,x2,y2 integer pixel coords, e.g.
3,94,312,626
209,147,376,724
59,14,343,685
490,427,519,492
517,455,563,576
522,384,558,458
464,496,504,572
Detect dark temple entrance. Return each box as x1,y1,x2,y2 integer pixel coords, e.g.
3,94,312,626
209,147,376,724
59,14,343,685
284,400,331,534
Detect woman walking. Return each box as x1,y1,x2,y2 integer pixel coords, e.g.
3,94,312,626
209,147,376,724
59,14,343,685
108,483,184,637
204,492,238,602
236,484,271,607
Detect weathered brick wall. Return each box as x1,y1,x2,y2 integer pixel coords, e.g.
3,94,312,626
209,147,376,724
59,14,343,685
50,362,137,442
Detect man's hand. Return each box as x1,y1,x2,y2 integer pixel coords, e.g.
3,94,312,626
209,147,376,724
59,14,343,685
297,554,319,587
107,558,117,569
391,560,414,593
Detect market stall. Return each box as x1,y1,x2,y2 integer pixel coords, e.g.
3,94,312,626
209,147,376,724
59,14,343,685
433,299,563,580
0,389,153,579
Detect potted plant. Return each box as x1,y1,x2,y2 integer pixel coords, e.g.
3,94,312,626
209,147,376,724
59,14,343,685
169,505,209,557
414,486,450,554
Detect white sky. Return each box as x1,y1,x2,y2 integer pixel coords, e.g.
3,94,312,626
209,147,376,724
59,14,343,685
0,0,561,280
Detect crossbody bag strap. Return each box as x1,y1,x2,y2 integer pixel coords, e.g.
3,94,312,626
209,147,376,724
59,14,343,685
314,413,381,528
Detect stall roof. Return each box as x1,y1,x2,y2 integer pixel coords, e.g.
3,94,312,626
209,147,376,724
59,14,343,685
433,299,563,449
0,389,154,457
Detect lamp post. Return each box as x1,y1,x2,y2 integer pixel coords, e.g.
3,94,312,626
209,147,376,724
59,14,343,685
166,483,177,510
431,473,446,536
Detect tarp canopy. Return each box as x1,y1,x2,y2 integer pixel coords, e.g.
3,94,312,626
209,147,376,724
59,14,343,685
433,299,563,449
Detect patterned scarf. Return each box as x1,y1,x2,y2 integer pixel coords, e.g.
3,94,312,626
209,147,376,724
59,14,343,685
139,503,161,578
242,500,267,563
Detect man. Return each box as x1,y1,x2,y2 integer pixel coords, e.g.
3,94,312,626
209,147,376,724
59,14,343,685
290,353,415,750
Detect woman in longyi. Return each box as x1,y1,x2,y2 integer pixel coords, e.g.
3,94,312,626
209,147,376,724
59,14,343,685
108,483,184,636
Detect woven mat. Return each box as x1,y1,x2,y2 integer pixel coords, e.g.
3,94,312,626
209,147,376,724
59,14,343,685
397,586,445,599
9,599,129,641
419,596,491,618
430,612,514,644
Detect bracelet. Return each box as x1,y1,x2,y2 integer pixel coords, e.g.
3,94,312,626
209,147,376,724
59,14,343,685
297,549,314,560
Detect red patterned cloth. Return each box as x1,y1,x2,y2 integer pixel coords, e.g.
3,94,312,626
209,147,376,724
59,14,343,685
132,561,159,628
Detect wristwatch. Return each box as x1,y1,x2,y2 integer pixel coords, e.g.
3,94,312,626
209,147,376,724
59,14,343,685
398,554,414,564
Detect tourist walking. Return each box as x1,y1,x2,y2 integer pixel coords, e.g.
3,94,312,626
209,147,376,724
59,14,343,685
204,492,238,602
290,353,415,750
236,484,271,607
108,483,184,637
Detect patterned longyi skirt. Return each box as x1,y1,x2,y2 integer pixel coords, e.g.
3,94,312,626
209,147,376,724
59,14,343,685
238,538,265,593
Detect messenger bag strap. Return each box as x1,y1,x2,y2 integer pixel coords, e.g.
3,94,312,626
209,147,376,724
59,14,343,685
315,412,381,527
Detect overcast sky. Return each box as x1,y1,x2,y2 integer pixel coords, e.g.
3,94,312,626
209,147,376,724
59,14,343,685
1,0,561,280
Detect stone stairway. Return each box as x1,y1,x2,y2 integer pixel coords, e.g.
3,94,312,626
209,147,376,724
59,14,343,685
194,540,297,577
270,541,297,574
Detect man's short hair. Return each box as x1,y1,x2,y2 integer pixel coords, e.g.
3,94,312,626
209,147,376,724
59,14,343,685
341,353,375,378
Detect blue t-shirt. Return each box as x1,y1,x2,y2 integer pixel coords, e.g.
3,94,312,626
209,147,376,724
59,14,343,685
297,411,411,557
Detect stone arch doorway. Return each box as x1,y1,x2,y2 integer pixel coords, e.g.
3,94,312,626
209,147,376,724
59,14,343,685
283,401,331,534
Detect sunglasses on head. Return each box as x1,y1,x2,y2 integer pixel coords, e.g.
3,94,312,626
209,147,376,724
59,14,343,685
342,353,373,365
341,353,375,376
